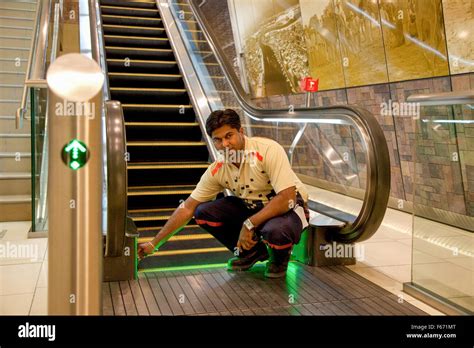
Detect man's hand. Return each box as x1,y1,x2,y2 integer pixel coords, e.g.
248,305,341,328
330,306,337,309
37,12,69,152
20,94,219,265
237,225,257,251
137,241,155,260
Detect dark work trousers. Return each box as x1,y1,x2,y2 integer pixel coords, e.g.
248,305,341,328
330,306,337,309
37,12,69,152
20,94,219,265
194,193,308,254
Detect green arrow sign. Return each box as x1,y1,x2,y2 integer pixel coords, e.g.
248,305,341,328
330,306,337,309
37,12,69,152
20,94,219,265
61,139,89,170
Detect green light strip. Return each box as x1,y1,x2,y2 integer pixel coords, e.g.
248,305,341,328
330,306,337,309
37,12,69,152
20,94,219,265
134,238,138,280
139,263,227,273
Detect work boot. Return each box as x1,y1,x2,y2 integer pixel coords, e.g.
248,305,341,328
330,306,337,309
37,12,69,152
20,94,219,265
227,242,269,271
264,246,292,278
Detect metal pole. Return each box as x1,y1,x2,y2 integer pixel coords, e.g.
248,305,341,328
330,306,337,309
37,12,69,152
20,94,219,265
47,53,104,315
305,91,312,108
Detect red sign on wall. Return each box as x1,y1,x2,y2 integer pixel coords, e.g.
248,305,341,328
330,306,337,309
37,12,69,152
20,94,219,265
300,77,319,92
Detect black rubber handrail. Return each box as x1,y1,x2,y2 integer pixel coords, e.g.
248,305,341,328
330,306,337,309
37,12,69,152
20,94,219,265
90,0,129,257
104,100,128,257
187,0,391,243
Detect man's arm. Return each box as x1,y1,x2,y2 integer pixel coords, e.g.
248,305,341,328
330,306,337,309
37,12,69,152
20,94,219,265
237,186,296,251
137,196,202,258
248,186,296,228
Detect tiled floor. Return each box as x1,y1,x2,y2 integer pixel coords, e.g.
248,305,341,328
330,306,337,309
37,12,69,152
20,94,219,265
3,183,473,316
0,221,47,315
305,185,473,315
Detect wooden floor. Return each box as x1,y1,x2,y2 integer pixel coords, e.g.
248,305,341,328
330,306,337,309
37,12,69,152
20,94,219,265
103,262,426,315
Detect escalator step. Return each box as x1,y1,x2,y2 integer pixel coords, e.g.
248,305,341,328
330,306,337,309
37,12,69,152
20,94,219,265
104,35,169,48
105,46,174,59
112,88,188,104
127,140,205,147
108,72,184,88
102,14,162,26
127,161,208,169
103,24,166,37
100,0,157,10
138,249,232,270
122,104,193,111
127,160,208,186
148,238,225,252
100,5,159,17
125,121,198,127
125,123,201,141
126,142,208,162
137,223,201,233
107,59,178,73
139,233,214,243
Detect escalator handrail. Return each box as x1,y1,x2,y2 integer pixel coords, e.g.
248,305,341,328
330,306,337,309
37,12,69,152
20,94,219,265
407,90,474,105
90,0,127,256
186,0,391,243
104,100,128,257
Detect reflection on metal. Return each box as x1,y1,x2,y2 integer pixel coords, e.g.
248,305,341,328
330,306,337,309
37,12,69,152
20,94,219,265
408,90,474,106
422,119,474,124
288,123,306,166
91,0,110,234
79,0,93,58
47,54,104,315
36,3,62,230
414,204,474,233
46,53,104,102
403,282,471,315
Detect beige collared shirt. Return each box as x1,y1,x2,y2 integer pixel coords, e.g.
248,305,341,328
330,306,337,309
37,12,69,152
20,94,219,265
190,136,308,208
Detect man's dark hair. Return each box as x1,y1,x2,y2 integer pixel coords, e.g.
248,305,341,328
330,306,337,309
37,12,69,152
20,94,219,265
205,109,241,136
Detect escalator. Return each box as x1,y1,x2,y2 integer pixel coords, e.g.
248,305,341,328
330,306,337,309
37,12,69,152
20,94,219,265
99,0,233,270
98,0,390,274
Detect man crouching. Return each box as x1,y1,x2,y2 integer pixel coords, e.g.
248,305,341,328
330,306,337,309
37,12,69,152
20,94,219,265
138,109,309,278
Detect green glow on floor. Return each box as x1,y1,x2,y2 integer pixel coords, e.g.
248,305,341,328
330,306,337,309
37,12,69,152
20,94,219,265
139,263,228,273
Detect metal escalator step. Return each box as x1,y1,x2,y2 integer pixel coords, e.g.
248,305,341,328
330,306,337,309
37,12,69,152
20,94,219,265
107,60,179,74
100,0,157,9
109,69,178,75
139,233,213,243
151,239,225,252
137,223,199,232
105,46,173,58
129,207,174,217
112,87,184,94
107,59,176,66
138,233,214,243
148,247,228,257
108,71,182,83
122,104,192,109
100,5,159,17
125,121,198,127
138,250,231,270
128,184,195,197
102,14,162,24
127,161,208,169
127,141,204,146
104,35,169,48
102,24,165,37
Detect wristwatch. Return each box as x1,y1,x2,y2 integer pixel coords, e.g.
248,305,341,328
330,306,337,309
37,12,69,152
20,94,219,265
243,218,255,231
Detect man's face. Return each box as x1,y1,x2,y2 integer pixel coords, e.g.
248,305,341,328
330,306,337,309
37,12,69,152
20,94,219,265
211,125,245,153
